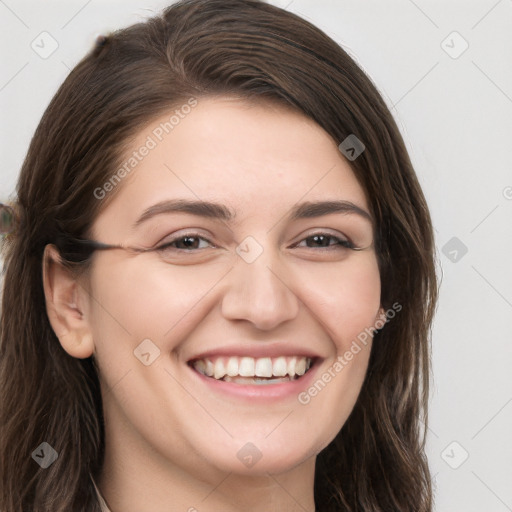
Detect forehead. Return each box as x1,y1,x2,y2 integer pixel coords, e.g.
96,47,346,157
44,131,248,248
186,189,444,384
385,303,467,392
92,96,369,236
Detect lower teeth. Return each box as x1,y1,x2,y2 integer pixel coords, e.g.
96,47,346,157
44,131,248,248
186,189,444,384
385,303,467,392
221,375,295,385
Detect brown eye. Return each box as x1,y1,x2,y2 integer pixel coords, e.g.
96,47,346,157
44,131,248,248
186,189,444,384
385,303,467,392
296,233,356,250
157,234,214,252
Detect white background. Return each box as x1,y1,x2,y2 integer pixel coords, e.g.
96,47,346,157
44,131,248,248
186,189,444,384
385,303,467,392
1,1,511,510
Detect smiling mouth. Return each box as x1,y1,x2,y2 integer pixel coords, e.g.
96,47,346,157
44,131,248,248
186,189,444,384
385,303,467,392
189,355,314,385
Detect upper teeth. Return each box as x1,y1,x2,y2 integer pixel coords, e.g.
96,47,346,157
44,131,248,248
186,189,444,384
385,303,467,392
192,356,312,380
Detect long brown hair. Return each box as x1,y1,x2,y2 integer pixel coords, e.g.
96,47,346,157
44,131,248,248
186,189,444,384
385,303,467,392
0,1,438,510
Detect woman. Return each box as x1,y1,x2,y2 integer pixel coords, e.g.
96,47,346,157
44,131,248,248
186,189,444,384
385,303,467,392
0,0,438,510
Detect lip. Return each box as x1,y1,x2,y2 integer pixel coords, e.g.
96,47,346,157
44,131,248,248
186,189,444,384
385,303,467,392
187,357,322,400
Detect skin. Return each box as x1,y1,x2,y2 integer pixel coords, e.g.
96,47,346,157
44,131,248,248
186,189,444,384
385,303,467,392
42,97,384,512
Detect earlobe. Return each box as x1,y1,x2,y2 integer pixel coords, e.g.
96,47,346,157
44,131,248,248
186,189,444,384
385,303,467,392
42,244,95,359
58,330,95,359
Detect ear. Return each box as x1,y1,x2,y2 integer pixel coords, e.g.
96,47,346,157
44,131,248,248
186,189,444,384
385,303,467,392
42,244,95,359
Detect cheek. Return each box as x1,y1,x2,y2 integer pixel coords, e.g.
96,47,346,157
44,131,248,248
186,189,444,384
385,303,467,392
86,259,224,413
295,253,381,349
87,258,225,352
88,252,381,361
290,255,380,446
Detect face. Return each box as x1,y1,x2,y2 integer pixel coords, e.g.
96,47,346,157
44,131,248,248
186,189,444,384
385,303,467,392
72,97,382,479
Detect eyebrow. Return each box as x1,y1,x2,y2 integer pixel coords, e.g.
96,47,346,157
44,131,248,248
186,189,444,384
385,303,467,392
132,199,234,229
131,198,372,229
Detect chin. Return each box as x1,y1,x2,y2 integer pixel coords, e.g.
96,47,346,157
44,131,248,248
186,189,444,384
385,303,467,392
198,433,323,477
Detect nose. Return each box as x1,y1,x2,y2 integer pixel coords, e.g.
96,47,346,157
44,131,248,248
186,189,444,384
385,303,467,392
220,244,300,331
